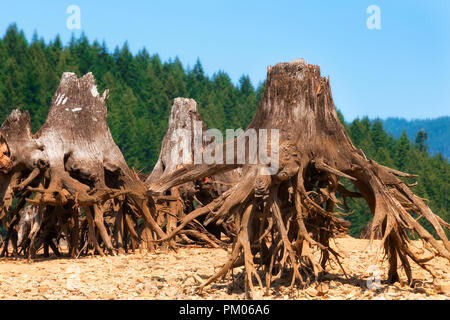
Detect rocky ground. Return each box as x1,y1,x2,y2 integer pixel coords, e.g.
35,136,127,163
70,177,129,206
0,237,448,300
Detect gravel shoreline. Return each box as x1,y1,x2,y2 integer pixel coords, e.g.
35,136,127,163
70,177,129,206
0,237,448,300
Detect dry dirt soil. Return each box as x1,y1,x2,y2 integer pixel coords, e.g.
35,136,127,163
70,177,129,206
0,236,448,300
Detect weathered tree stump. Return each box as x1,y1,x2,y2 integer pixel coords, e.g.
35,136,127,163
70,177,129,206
0,72,171,258
149,59,450,298
146,98,239,247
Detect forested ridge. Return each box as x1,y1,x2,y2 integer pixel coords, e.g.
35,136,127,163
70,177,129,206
380,117,449,160
0,24,447,236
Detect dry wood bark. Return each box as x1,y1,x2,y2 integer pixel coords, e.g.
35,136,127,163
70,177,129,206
148,59,450,298
360,220,382,239
146,98,239,246
0,72,171,258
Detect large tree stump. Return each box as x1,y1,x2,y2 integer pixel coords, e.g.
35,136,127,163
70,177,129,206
146,98,239,246
149,59,450,298
0,72,171,257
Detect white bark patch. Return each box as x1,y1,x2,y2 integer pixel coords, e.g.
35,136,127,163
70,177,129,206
56,93,66,106
101,89,109,101
62,97,68,105
61,72,76,81
72,108,82,112
91,85,99,98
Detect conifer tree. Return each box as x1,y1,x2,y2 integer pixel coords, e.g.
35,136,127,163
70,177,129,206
394,131,412,171
415,129,429,152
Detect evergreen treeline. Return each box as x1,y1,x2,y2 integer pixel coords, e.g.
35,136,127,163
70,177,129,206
0,24,447,236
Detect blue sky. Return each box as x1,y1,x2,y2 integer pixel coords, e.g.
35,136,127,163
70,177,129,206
0,0,449,121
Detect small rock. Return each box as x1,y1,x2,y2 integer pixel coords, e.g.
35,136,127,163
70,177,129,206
329,280,341,288
183,276,197,286
192,274,203,284
315,283,329,296
38,286,48,294
414,287,427,294
305,287,318,297
434,282,450,295
152,276,166,283
352,290,362,298
386,292,402,297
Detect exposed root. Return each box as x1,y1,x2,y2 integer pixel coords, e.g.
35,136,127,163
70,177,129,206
0,73,172,258
148,60,450,298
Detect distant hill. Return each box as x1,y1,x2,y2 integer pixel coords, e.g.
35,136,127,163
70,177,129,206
379,117,450,160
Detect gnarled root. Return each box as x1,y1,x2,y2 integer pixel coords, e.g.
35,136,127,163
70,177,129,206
157,157,449,298
147,60,449,298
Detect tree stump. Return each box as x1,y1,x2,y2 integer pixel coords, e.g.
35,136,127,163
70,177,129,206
0,72,171,258
146,97,239,247
149,59,450,298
